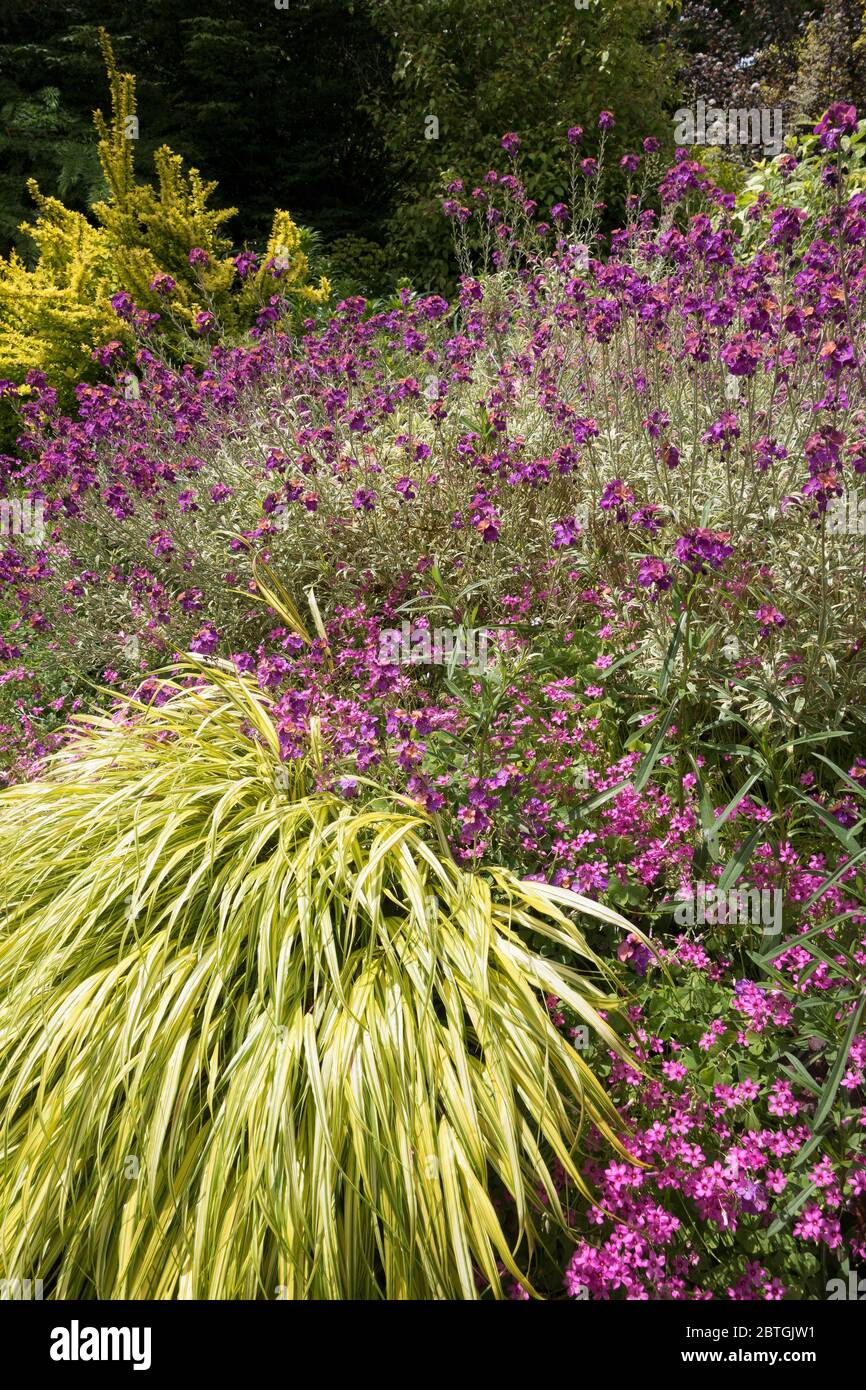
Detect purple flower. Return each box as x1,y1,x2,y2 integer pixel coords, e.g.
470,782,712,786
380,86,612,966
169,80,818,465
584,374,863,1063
637,556,672,595
110,292,136,323
702,413,740,449
805,427,845,473
767,207,807,250
148,273,176,296
736,1180,768,1215
551,515,583,549
188,247,210,268
630,505,662,537
643,409,669,440
673,528,734,575
177,588,203,613
189,622,219,655
567,125,584,146
500,132,521,157
803,468,842,511
91,341,125,367
617,935,652,974
598,110,615,131
720,334,763,377
752,436,786,473
351,488,376,512
813,103,858,152
599,479,635,523
471,503,501,543
233,251,258,279
148,530,174,558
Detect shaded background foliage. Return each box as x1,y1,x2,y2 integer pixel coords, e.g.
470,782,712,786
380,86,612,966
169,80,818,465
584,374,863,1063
0,0,392,257
1,1,866,286
675,0,866,123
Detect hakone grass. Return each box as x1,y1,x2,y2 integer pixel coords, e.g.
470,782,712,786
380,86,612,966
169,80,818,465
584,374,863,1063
0,659,644,1298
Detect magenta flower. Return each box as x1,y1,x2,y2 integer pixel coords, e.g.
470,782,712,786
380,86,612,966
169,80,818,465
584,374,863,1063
471,504,501,543
755,605,786,636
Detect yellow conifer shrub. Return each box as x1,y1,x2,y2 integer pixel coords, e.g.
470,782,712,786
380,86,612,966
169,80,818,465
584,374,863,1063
0,29,329,412
0,186,119,388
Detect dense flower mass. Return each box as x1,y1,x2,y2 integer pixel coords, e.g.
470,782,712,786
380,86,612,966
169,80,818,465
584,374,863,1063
1,108,865,1300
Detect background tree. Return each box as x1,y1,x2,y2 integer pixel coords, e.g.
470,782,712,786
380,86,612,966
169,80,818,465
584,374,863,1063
0,2,106,253
786,0,866,117
363,0,678,288
671,3,866,130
